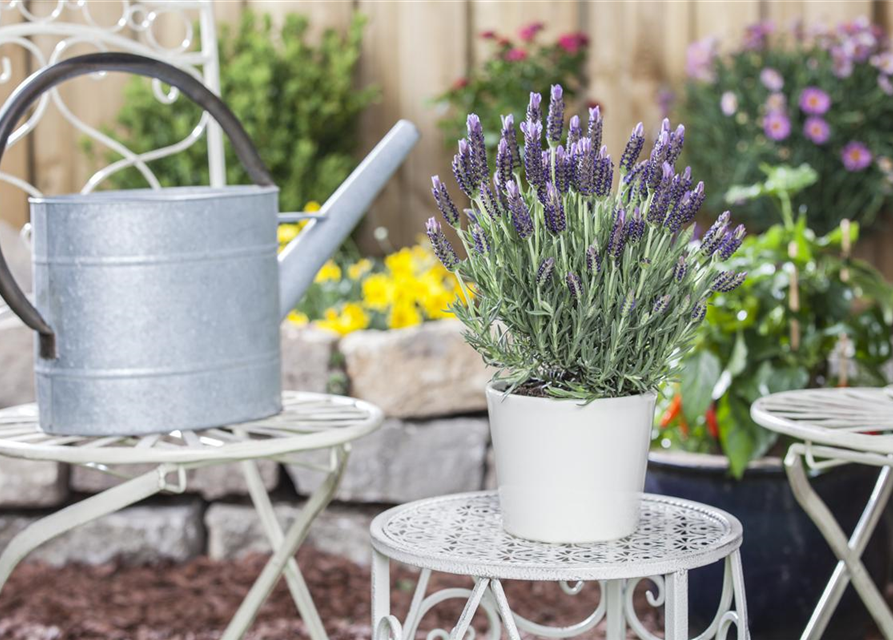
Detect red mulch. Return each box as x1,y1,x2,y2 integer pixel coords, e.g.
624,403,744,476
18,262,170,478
0,546,663,639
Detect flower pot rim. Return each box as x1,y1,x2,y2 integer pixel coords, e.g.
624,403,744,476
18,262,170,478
648,448,784,474
486,380,657,405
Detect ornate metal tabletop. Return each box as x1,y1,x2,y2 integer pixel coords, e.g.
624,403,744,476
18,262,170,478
751,386,893,455
371,491,743,582
0,391,383,465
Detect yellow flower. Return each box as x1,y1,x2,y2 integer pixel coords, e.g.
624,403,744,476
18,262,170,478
314,260,342,283
385,248,415,278
362,273,394,311
387,301,422,329
316,303,369,336
348,258,373,280
278,224,300,245
287,310,309,326
304,201,322,212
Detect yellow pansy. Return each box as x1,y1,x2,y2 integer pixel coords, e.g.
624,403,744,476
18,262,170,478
315,260,342,283
385,248,415,278
348,258,373,280
316,303,369,336
387,301,422,329
362,273,394,311
287,310,309,326
278,224,300,246
304,201,322,212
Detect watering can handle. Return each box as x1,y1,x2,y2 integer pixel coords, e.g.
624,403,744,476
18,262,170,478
0,52,275,359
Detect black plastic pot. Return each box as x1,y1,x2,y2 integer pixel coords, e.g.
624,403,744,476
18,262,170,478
645,450,892,640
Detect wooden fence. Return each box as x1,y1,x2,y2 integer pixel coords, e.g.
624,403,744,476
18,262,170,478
1,0,892,268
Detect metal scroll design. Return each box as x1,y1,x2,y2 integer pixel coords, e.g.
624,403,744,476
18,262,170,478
0,0,219,198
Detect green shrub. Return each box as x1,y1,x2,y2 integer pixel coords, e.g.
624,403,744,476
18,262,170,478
86,11,379,212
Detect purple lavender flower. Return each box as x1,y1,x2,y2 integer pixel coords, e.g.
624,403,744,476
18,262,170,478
647,163,675,224
479,180,502,218
627,207,645,243
520,119,545,189
608,208,628,259
426,217,460,270
644,131,670,189
842,141,873,171
673,256,687,282
466,114,488,185
544,182,566,234
431,175,459,226
691,300,707,322
804,117,831,145
711,271,747,293
546,84,565,144
799,86,831,115
496,137,514,192
763,111,791,141
471,224,490,254
452,139,475,197
666,124,685,166
573,138,596,195
587,106,603,150
673,166,693,201
619,123,645,173
759,68,784,92
553,146,572,194
701,211,731,256
501,114,521,168
586,244,602,274
506,181,534,239
653,294,671,315
566,272,582,300
717,224,746,260
537,258,555,286
596,149,613,197
680,181,705,225
567,115,582,148
526,92,542,123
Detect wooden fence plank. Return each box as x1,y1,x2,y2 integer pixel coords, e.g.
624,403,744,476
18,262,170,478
245,0,354,42
0,8,32,229
470,0,579,65
801,0,874,25
694,0,761,50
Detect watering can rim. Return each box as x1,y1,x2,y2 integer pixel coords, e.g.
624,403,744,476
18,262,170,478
30,184,279,205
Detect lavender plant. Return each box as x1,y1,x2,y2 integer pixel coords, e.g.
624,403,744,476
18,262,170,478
426,85,746,400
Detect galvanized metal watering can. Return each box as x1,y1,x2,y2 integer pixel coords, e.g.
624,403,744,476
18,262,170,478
0,52,419,436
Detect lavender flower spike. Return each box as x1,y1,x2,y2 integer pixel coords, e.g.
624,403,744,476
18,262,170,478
479,179,501,219
544,182,566,234
691,300,707,322
546,84,565,144
717,224,746,260
537,257,555,286
587,105,603,150
566,272,582,300
701,211,731,256
527,92,543,123
573,138,596,195
608,208,628,259
595,149,614,197
520,119,545,189
501,114,521,167
471,224,491,255
666,124,685,166
673,256,687,282
711,271,747,293
653,294,671,315
467,114,488,185
452,139,475,198
567,115,582,148
622,291,637,316
620,122,645,173
426,217,460,270
586,244,602,273
431,175,459,226
506,181,534,239
496,137,514,191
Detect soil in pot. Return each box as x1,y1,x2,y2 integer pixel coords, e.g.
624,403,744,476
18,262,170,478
646,450,892,640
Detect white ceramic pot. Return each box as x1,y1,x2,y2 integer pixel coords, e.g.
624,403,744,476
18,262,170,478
486,382,657,543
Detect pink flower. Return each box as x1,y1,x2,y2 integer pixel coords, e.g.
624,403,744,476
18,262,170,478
841,141,873,172
803,117,830,145
759,67,784,92
480,30,497,40
686,37,718,82
505,48,528,62
832,48,854,78
763,111,791,141
452,77,469,90
557,32,589,54
879,75,893,96
799,86,831,115
720,91,738,116
518,22,544,42
765,92,786,113
871,51,893,75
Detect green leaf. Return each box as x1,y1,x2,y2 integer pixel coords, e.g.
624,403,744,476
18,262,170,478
680,350,722,424
717,394,778,479
726,331,748,377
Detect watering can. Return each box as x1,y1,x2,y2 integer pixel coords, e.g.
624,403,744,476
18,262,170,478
0,52,419,436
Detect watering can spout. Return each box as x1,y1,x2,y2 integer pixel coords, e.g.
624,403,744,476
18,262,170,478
277,119,419,320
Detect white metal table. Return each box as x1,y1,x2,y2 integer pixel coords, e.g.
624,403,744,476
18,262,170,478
370,491,749,640
0,390,383,640
751,387,893,640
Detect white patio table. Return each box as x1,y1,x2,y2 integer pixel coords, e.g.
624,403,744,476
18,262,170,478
0,390,383,640
370,491,749,640
751,387,893,640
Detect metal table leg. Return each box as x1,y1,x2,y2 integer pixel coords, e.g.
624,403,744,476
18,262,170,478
0,466,166,592
665,571,689,640
785,445,893,639
221,445,349,640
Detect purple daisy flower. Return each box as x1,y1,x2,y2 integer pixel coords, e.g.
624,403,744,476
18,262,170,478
841,141,873,172
803,117,831,145
759,67,784,92
763,111,791,141
799,86,831,115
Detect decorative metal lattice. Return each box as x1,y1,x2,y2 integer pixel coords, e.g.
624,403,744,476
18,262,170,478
0,0,225,196
372,491,742,581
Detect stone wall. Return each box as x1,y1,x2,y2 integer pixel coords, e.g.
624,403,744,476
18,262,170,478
0,318,494,567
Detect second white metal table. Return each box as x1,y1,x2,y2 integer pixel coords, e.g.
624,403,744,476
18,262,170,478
752,386,893,640
370,491,749,640
0,390,383,640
